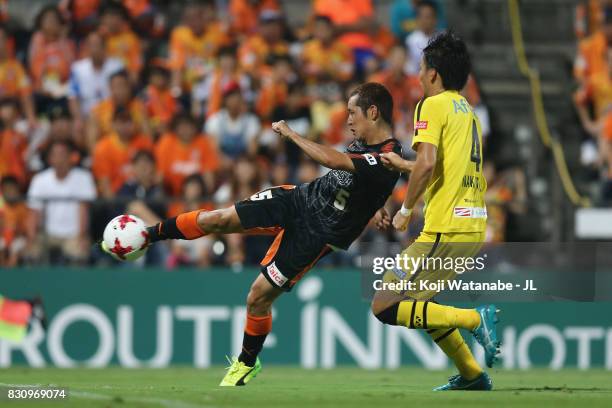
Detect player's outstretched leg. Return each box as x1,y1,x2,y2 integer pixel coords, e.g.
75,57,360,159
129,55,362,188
147,206,245,243
372,294,500,390
220,274,283,386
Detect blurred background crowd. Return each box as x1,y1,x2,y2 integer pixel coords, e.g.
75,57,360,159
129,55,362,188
0,0,609,269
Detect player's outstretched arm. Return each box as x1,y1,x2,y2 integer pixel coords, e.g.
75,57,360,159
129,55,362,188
392,142,437,231
272,120,356,172
380,152,415,173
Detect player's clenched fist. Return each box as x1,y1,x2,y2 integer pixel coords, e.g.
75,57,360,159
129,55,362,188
271,120,292,138
392,210,410,231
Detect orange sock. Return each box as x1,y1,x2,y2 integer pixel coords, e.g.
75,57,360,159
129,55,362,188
176,210,207,239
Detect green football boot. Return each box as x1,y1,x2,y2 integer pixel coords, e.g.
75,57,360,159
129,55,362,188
219,356,262,386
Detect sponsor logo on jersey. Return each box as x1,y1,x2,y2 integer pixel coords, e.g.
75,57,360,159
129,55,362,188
267,262,288,286
453,207,487,218
415,121,428,130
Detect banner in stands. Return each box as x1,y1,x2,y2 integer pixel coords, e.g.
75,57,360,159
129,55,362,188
0,269,611,369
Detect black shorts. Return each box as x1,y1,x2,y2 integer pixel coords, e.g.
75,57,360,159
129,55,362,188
235,185,332,291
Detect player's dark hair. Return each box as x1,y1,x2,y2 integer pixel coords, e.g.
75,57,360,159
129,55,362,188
423,31,471,91
349,82,394,126
417,0,438,15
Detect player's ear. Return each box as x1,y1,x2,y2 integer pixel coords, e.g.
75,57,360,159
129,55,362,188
368,105,379,122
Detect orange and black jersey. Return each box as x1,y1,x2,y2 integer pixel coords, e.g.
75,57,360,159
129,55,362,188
293,138,402,249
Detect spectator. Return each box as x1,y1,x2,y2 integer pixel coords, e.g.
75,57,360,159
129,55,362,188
59,0,100,38
255,53,294,120
205,82,261,164
300,15,354,84
269,82,311,168
405,0,439,75
87,70,149,150
99,3,143,83
390,0,446,43
0,26,36,127
122,0,164,38
368,45,422,138
238,10,289,76
192,45,251,119
229,0,280,37
92,107,152,198
27,140,96,265
155,113,219,196
67,32,123,126
0,175,34,266
312,0,376,76
28,5,76,113
0,98,28,187
166,174,214,268
27,105,84,172
168,1,230,98
142,64,179,137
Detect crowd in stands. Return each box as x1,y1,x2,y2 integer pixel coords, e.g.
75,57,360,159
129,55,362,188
574,0,612,202
0,0,502,268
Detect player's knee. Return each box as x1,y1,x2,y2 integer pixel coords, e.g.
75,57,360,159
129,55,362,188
246,284,274,315
372,300,399,325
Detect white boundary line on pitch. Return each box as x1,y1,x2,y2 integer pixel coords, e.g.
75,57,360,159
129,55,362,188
0,382,213,408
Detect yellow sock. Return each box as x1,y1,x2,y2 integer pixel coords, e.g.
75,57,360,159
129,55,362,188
428,328,482,380
396,301,481,330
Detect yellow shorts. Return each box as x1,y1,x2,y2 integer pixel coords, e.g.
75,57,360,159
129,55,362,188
381,231,485,301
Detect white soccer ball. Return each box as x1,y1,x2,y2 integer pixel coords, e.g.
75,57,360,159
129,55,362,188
103,214,149,261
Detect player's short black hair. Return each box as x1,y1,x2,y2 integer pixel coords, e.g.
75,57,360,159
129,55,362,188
422,30,471,91
349,82,394,126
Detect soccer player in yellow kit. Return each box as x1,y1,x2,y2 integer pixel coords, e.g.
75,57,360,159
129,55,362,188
372,31,500,391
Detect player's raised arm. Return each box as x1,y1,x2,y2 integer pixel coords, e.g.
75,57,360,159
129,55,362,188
272,120,356,172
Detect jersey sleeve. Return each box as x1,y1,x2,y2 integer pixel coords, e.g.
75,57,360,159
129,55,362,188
412,97,444,149
349,141,401,181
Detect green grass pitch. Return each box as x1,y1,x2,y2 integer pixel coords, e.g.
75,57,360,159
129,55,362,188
1,367,611,407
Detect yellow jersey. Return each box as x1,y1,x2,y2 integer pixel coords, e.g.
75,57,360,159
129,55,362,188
412,90,487,233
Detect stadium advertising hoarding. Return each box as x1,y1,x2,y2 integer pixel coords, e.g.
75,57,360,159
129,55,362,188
0,268,611,369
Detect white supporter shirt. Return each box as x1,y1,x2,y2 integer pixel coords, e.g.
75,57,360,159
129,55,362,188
68,57,124,116
405,30,434,75
27,168,97,239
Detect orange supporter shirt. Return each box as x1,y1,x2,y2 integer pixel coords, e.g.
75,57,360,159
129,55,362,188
575,30,608,82
105,29,143,75
144,85,178,127
238,35,289,75
0,58,31,97
313,0,373,49
92,133,153,192
0,129,28,186
0,200,30,246
256,68,287,119
28,32,76,92
123,0,151,18
229,0,280,36
301,39,354,82
91,98,148,137
205,70,244,118
155,133,220,196
168,24,230,88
